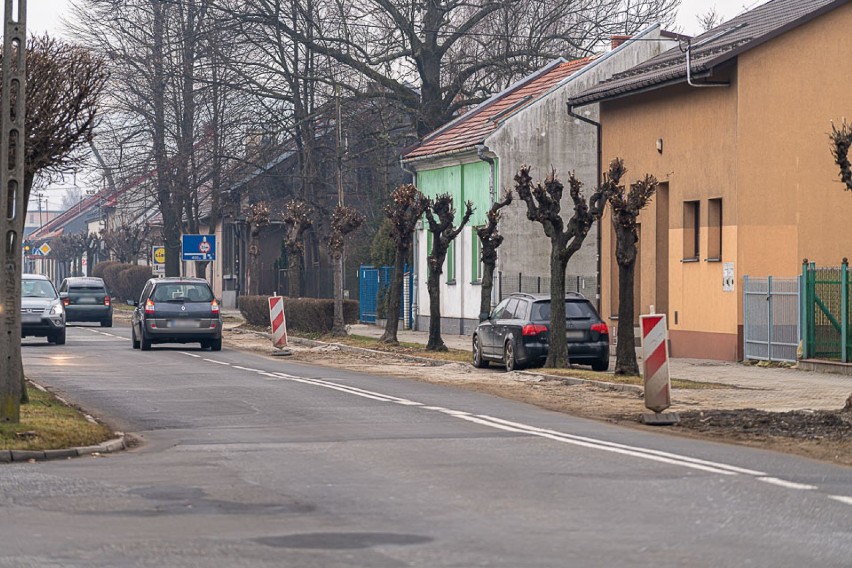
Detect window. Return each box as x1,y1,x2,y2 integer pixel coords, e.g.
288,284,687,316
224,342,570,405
502,298,520,320
707,198,722,261
683,200,700,261
471,229,482,283
446,240,455,283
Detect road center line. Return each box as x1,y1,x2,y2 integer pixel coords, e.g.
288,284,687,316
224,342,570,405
203,358,230,365
180,352,202,358
757,477,818,491
828,495,852,506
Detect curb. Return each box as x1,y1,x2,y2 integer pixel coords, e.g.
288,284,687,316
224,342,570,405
228,328,644,392
1,435,127,464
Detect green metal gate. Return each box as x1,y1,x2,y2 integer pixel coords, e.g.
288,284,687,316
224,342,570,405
801,260,852,361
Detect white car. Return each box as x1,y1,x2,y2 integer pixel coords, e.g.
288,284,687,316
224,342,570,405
21,273,66,345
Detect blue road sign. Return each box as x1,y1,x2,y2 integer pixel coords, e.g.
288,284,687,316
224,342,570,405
182,234,217,261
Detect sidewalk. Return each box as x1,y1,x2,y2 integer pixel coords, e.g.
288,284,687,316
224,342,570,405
348,323,851,412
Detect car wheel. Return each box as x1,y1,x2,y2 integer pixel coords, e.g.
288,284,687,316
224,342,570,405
53,329,66,346
504,340,520,372
131,326,140,349
592,357,609,372
140,329,152,351
101,318,112,328
210,337,222,352
472,335,489,368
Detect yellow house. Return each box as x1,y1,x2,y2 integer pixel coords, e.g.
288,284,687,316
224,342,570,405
570,0,852,361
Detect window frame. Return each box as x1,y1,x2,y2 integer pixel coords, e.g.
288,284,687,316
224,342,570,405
707,198,722,261
682,200,700,262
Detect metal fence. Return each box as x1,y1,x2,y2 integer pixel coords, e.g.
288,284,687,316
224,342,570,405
497,272,597,301
358,265,413,327
801,261,852,361
743,276,800,362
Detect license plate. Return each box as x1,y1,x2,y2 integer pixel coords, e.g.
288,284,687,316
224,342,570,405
168,319,199,329
78,297,97,304
566,330,585,341
21,314,40,324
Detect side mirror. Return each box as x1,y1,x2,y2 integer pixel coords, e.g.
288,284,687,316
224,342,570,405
59,292,68,300
478,312,489,322
132,300,139,307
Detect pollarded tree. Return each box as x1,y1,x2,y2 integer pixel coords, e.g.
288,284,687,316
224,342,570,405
380,184,429,345
476,190,513,320
830,119,852,192
326,205,365,336
605,159,657,376
515,164,620,368
281,200,316,297
424,194,474,351
247,201,270,296
102,221,150,264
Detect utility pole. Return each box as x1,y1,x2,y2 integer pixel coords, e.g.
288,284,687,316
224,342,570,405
0,0,27,422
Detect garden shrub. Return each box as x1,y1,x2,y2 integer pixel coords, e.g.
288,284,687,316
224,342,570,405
115,265,153,304
91,260,119,280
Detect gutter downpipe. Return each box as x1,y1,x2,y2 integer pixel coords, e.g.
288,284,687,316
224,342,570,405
400,157,418,330
566,103,603,314
476,144,497,315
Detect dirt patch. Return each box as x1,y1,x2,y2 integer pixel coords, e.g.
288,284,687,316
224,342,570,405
224,328,852,467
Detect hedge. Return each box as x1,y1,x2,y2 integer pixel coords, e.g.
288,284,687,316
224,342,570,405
102,263,132,300
239,296,359,334
115,265,153,304
91,260,120,280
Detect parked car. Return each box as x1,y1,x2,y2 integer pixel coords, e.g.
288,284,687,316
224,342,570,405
20,273,66,345
131,277,222,351
59,277,113,327
472,292,609,372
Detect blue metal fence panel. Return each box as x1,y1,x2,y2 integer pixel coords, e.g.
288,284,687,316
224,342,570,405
359,266,379,323
359,264,413,327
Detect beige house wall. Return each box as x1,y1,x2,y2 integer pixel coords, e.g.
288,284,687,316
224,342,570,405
598,3,852,360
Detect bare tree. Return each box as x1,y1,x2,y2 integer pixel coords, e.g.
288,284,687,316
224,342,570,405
830,119,852,192
380,184,429,344
514,164,617,368
0,33,106,420
246,201,270,296
281,199,316,297
476,190,513,319
605,159,657,376
424,194,474,351
326,205,365,335
696,6,724,31
233,0,678,137
102,220,150,264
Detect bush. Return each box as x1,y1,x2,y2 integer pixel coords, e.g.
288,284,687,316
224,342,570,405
115,265,153,304
91,260,119,280
102,263,132,299
239,295,359,333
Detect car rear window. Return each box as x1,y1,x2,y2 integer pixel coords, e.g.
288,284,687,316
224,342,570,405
70,285,106,294
531,300,596,321
152,283,214,302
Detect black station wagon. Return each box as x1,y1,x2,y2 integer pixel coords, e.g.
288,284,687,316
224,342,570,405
472,293,610,372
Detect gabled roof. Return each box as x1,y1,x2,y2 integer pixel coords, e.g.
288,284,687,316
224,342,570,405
403,57,594,161
570,0,848,106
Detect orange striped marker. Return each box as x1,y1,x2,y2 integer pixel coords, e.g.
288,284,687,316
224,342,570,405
640,314,671,413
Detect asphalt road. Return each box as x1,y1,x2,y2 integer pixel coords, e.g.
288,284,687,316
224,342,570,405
4,324,851,567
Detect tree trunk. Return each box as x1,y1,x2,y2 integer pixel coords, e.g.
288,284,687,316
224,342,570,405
194,261,208,279
479,259,496,320
380,245,406,344
545,242,569,368
615,259,640,376
426,261,446,351
331,251,345,336
287,253,301,298
248,240,260,295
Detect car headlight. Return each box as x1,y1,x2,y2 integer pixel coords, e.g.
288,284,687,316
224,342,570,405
50,303,63,316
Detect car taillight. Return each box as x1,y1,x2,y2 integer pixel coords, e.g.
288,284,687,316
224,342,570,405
522,324,548,336
144,299,155,316
62,297,70,306
104,295,111,306
211,299,220,316
591,322,609,335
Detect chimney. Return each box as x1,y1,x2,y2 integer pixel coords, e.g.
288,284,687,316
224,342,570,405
611,35,632,50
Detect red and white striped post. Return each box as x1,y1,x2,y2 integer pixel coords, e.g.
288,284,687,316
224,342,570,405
268,295,288,349
640,314,677,423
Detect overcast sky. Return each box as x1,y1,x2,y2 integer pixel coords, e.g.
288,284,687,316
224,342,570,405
27,0,772,37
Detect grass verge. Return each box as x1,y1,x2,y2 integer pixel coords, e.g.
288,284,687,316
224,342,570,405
0,384,114,451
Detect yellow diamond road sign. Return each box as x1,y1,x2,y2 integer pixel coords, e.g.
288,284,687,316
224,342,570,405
38,243,51,256
152,246,166,265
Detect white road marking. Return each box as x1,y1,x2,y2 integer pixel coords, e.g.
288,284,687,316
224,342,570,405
757,477,818,491
192,356,839,497
180,352,202,358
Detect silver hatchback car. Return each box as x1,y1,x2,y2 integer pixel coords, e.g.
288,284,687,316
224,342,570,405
20,273,66,344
